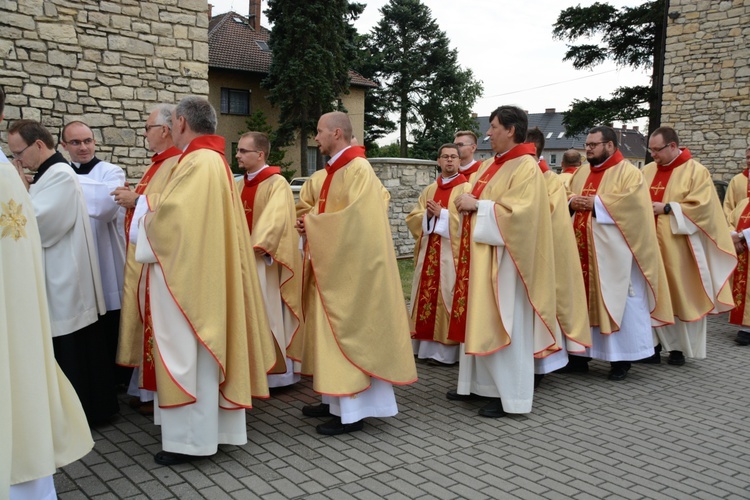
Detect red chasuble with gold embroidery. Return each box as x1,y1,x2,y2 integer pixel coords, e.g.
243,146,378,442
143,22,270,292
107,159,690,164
240,167,282,233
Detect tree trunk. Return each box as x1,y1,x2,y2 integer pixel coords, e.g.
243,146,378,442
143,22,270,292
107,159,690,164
399,102,408,157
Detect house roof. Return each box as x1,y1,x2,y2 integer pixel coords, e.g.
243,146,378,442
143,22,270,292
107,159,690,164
208,12,377,88
474,110,647,159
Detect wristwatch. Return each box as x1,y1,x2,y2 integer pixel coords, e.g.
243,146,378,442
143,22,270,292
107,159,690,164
663,203,672,215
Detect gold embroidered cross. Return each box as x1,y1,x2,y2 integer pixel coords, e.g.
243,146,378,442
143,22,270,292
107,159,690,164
650,182,665,197
243,200,252,215
581,183,597,196
741,214,750,225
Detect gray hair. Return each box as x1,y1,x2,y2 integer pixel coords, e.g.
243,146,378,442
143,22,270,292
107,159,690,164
152,103,176,130
175,96,217,135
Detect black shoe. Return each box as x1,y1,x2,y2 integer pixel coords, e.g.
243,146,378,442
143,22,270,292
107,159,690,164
316,417,364,435
477,398,506,418
736,330,750,346
154,451,206,466
301,403,331,418
608,361,631,381
555,357,590,374
635,351,661,364
446,390,486,401
534,374,544,389
667,351,686,366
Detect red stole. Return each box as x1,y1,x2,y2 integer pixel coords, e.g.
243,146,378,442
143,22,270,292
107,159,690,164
460,160,481,177
538,159,550,173
318,146,367,214
649,148,692,224
413,174,467,340
240,167,282,233
179,135,233,190
573,150,624,304
730,203,750,324
448,143,537,343
562,167,578,175
124,146,182,244
744,169,750,199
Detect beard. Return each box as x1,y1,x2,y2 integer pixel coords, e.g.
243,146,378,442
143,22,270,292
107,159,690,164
587,150,609,166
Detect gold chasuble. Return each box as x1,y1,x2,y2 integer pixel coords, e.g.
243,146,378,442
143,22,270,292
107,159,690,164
141,136,276,407
448,143,557,355
1,162,93,487
405,175,469,343
729,199,750,326
569,152,673,333
541,169,591,355
291,147,417,395
643,149,736,322
723,170,749,223
117,146,181,368
236,167,301,373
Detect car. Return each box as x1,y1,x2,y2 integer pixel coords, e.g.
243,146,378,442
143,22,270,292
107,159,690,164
290,176,309,194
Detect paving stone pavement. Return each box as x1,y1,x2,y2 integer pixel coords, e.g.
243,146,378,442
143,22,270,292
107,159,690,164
54,315,750,499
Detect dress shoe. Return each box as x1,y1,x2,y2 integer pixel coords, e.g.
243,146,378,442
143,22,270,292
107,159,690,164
446,390,486,401
736,330,750,346
137,401,154,416
555,357,590,374
477,398,506,418
154,451,205,466
316,417,364,435
301,403,331,418
667,350,685,366
635,344,662,363
608,361,631,381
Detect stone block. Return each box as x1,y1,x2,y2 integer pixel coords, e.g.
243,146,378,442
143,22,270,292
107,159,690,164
180,61,207,79
160,11,196,26
151,22,172,37
22,82,40,97
88,12,109,26
193,41,208,62
111,86,134,100
15,39,45,52
111,15,131,30
190,79,209,95
49,50,77,68
102,51,120,65
21,106,41,120
41,87,57,99
131,22,150,34
108,35,154,56
4,12,35,30
99,1,121,14
29,97,53,109
177,0,206,12
103,127,137,146
23,61,62,76
140,3,159,21
38,23,76,44
135,87,158,101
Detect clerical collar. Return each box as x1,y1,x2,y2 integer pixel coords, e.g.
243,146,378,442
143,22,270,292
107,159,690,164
33,151,70,184
71,156,101,175
440,172,460,184
327,145,351,166
661,149,683,167
459,160,475,170
592,153,614,169
244,164,270,182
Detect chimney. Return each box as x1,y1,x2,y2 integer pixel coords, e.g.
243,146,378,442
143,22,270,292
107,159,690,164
471,112,477,118
622,124,628,130
633,125,639,132
249,0,261,30
208,3,213,19
545,108,555,114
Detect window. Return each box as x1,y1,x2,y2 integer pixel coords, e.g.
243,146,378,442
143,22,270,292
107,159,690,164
307,147,321,173
557,132,565,139
220,88,250,115
550,154,557,165
545,132,553,139
255,41,271,52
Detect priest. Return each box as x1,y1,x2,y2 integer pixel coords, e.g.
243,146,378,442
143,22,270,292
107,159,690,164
567,125,673,381
406,143,469,366
292,111,417,435
235,131,301,388
558,149,582,189
722,145,750,222
454,130,483,178
446,106,558,418
643,126,736,365
131,96,276,465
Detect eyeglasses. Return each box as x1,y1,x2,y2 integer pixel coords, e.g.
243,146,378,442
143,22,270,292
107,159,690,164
455,142,474,147
65,138,94,147
649,143,672,154
237,149,260,155
439,154,459,160
584,141,607,149
144,124,164,132
9,143,32,160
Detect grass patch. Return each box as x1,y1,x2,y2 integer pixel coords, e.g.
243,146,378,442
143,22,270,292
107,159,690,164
397,258,414,301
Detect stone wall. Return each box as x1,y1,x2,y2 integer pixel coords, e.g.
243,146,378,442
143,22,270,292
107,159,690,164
371,157,437,258
661,0,750,179
0,0,209,178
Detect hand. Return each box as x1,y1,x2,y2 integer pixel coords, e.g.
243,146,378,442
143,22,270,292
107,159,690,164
570,195,594,212
652,202,666,216
426,199,442,218
732,232,746,254
14,161,30,191
454,193,478,215
111,185,139,208
295,215,306,236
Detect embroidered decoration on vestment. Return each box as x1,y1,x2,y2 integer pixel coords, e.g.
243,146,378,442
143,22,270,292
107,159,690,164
0,199,28,240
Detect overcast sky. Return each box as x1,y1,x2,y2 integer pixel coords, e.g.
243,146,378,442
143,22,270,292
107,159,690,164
209,0,651,131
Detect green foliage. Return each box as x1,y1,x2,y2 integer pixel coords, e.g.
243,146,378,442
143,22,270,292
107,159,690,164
397,258,414,300
242,110,295,181
552,0,664,136
263,1,363,174
362,0,483,158
367,141,402,158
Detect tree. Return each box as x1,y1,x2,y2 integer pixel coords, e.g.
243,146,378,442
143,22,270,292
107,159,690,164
264,1,363,175
365,0,483,158
552,0,665,137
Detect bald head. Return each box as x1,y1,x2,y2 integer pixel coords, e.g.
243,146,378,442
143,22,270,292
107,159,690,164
562,149,582,167
322,112,352,142
315,111,353,157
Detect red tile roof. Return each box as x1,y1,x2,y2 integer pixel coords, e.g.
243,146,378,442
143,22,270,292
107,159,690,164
209,12,377,88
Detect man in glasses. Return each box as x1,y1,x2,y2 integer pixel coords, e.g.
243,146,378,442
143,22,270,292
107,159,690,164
406,143,469,366
112,105,182,416
566,125,673,381
454,130,483,178
8,119,113,423
235,131,301,389
643,126,735,365
61,120,128,394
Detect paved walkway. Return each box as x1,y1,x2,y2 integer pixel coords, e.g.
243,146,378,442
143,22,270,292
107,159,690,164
54,315,750,499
